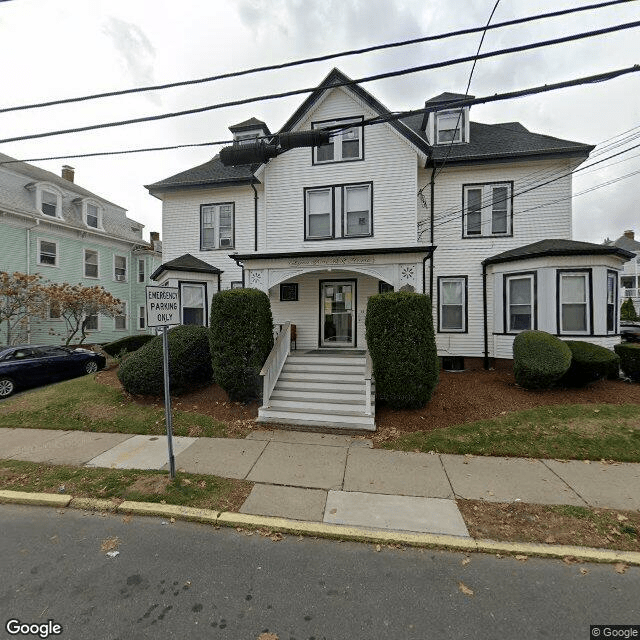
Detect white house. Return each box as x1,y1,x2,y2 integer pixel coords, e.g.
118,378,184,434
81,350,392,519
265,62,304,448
147,68,632,430
605,230,640,314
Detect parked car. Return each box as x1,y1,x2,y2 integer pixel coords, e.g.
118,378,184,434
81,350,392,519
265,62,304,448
620,322,640,343
0,345,106,398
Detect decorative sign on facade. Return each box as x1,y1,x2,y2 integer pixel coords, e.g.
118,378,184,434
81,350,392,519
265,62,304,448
288,256,375,267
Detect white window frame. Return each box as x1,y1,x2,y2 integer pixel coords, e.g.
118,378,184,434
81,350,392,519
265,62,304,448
558,271,591,335
83,200,103,230
84,313,99,332
39,186,63,218
84,249,99,279
48,300,62,321
305,187,333,240
436,109,466,144
312,117,363,164
463,183,512,238
113,255,128,282
342,184,373,238
138,259,145,283
180,282,207,326
200,203,235,250
505,273,536,333
607,270,618,335
37,238,58,267
438,276,467,333
114,302,127,331
139,305,146,330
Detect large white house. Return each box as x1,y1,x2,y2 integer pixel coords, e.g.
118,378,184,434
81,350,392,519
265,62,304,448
605,230,640,314
147,68,631,430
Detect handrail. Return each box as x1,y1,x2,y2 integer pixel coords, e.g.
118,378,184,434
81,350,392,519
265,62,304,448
260,321,291,408
364,350,373,416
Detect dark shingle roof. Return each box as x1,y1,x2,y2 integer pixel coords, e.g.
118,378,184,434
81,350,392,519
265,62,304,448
229,118,271,134
482,239,634,266
150,253,223,280
606,234,640,253
145,155,258,192
425,92,474,104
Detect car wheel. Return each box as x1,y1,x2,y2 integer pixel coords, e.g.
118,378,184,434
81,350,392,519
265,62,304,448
84,360,99,374
0,377,15,398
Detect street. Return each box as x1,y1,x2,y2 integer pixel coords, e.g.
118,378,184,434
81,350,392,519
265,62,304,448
0,504,638,640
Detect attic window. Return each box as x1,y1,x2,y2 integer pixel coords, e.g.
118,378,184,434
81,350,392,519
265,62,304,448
312,117,363,164
235,131,261,146
436,110,466,144
41,191,58,216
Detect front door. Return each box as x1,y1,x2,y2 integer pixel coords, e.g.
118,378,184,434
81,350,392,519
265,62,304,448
320,280,356,348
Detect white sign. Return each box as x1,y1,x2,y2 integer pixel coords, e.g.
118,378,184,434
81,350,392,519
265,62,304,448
146,286,181,327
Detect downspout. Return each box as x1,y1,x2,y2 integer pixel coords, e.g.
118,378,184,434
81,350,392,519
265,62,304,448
429,165,436,302
483,262,490,370
251,182,258,252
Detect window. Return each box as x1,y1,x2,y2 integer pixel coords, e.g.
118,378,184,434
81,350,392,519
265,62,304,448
138,259,145,283
344,185,372,237
200,203,234,250
607,271,618,333
505,273,536,332
86,204,99,228
139,306,146,330
181,283,206,326
559,271,591,334
49,300,62,320
379,281,394,294
84,314,98,331
312,117,363,163
306,188,333,239
463,183,512,237
115,302,127,330
38,239,57,266
438,277,467,332
231,281,243,289
280,283,298,301
41,190,58,217
621,275,636,297
114,255,127,282
436,110,465,144
84,249,99,278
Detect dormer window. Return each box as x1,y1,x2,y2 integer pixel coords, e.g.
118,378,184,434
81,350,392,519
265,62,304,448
27,183,63,218
76,198,103,230
41,191,58,216
236,131,261,146
436,110,466,144
86,204,99,228
312,117,363,164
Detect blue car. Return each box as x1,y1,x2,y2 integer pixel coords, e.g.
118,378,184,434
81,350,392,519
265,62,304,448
0,345,106,398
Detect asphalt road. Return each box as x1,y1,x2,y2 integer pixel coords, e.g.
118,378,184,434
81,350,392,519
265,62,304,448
0,504,638,640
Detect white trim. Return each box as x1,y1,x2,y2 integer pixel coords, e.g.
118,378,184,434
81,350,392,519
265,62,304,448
439,277,466,332
463,183,512,238
114,301,127,331
84,312,100,332
80,198,104,230
138,305,146,330
83,248,100,279
36,237,59,267
113,253,128,282
28,182,64,219
559,272,590,335
505,273,534,333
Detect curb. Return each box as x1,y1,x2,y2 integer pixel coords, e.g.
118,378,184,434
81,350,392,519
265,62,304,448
1,490,639,566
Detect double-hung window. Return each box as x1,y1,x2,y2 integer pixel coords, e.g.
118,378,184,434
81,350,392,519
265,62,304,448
86,204,100,228
84,313,98,331
200,203,234,250
607,271,618,333
114,255,127,282
344,184,372,237
138,259,145,283
181,283,207,326
41,191,58,217
505,273,536,332
84,249,99,278
463,183,512,237
139,305,146,330
312,117,363,163
558,271,591,334
38,239,57,266
306,188,333,239
115,302,127,330
438,276,467,332
436,110,465,144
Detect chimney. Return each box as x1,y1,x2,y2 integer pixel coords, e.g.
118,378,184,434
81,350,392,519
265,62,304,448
624,229,635,240
61,165,75,182
150,231,160,242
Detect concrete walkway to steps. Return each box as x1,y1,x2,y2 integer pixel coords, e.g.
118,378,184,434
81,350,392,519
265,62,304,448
2,427,640,538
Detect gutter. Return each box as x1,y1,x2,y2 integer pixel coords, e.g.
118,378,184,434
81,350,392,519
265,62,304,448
251,183,258,251
429,164,436,301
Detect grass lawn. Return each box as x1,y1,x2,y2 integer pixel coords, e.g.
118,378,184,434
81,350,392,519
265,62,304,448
384,404,640,462
0,375,228,438
0,459,252,511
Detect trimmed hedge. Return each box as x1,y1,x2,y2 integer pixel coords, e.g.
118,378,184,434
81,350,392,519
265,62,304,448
560,341,620,387
614,342,640,381
365,291,439,409
103,334,156,357
513,330,571,389
117,325,213,396
209,288,274,402
621,298,639,322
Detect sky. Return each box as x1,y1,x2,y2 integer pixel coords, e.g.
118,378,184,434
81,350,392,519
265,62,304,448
0,0,638,244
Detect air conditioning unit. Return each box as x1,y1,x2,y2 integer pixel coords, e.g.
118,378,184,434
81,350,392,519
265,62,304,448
115,274,126,282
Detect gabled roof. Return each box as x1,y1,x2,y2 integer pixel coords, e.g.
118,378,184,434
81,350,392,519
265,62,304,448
605,233,640,253
425,92,474,104
150,253,223,280
482,239,634,266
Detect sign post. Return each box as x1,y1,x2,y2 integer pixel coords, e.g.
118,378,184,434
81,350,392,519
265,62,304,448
145,286,181,479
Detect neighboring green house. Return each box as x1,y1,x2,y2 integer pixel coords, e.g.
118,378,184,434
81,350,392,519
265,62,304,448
0,153,162,345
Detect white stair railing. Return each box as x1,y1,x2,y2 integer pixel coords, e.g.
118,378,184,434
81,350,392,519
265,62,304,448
364,350,373,416
260,321,291,408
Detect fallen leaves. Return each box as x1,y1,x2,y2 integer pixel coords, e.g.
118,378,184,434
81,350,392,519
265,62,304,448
100,536,120,553
615,563,628,574
257,634,279,640
461,556,471,566
514,555,528,562
458,582,474,596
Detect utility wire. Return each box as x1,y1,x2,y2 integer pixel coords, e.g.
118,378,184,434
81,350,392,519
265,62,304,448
0,0,633,115
2,65,639,166
0,21,638,146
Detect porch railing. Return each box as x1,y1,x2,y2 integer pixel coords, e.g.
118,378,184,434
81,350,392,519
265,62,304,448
260,321,291,408
364,350,373,416
623,288,639,299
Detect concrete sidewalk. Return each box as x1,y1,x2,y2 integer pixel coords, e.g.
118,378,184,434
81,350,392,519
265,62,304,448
2,427,640,538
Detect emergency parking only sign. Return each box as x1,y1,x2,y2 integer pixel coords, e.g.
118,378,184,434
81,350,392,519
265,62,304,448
146,286,180,327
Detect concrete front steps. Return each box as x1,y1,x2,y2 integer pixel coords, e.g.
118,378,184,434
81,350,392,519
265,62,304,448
257,351,375,431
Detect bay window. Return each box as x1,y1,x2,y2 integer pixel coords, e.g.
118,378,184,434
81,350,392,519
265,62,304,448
558,270,591,334
505,273,536,332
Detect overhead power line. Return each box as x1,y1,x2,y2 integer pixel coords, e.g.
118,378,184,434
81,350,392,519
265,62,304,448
0,0,633,115
1,65,639,166
0,20,639,146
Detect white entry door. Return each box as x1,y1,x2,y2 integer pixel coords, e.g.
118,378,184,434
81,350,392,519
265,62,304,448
321,281,355,347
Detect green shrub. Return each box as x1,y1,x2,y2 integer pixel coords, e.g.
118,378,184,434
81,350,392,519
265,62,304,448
365,291,439,409
614,343,640,381
513,330,571,389
621,298,639,322
117,325,213,395
559,341,620,386
103,334,156,357
209,288,274,402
